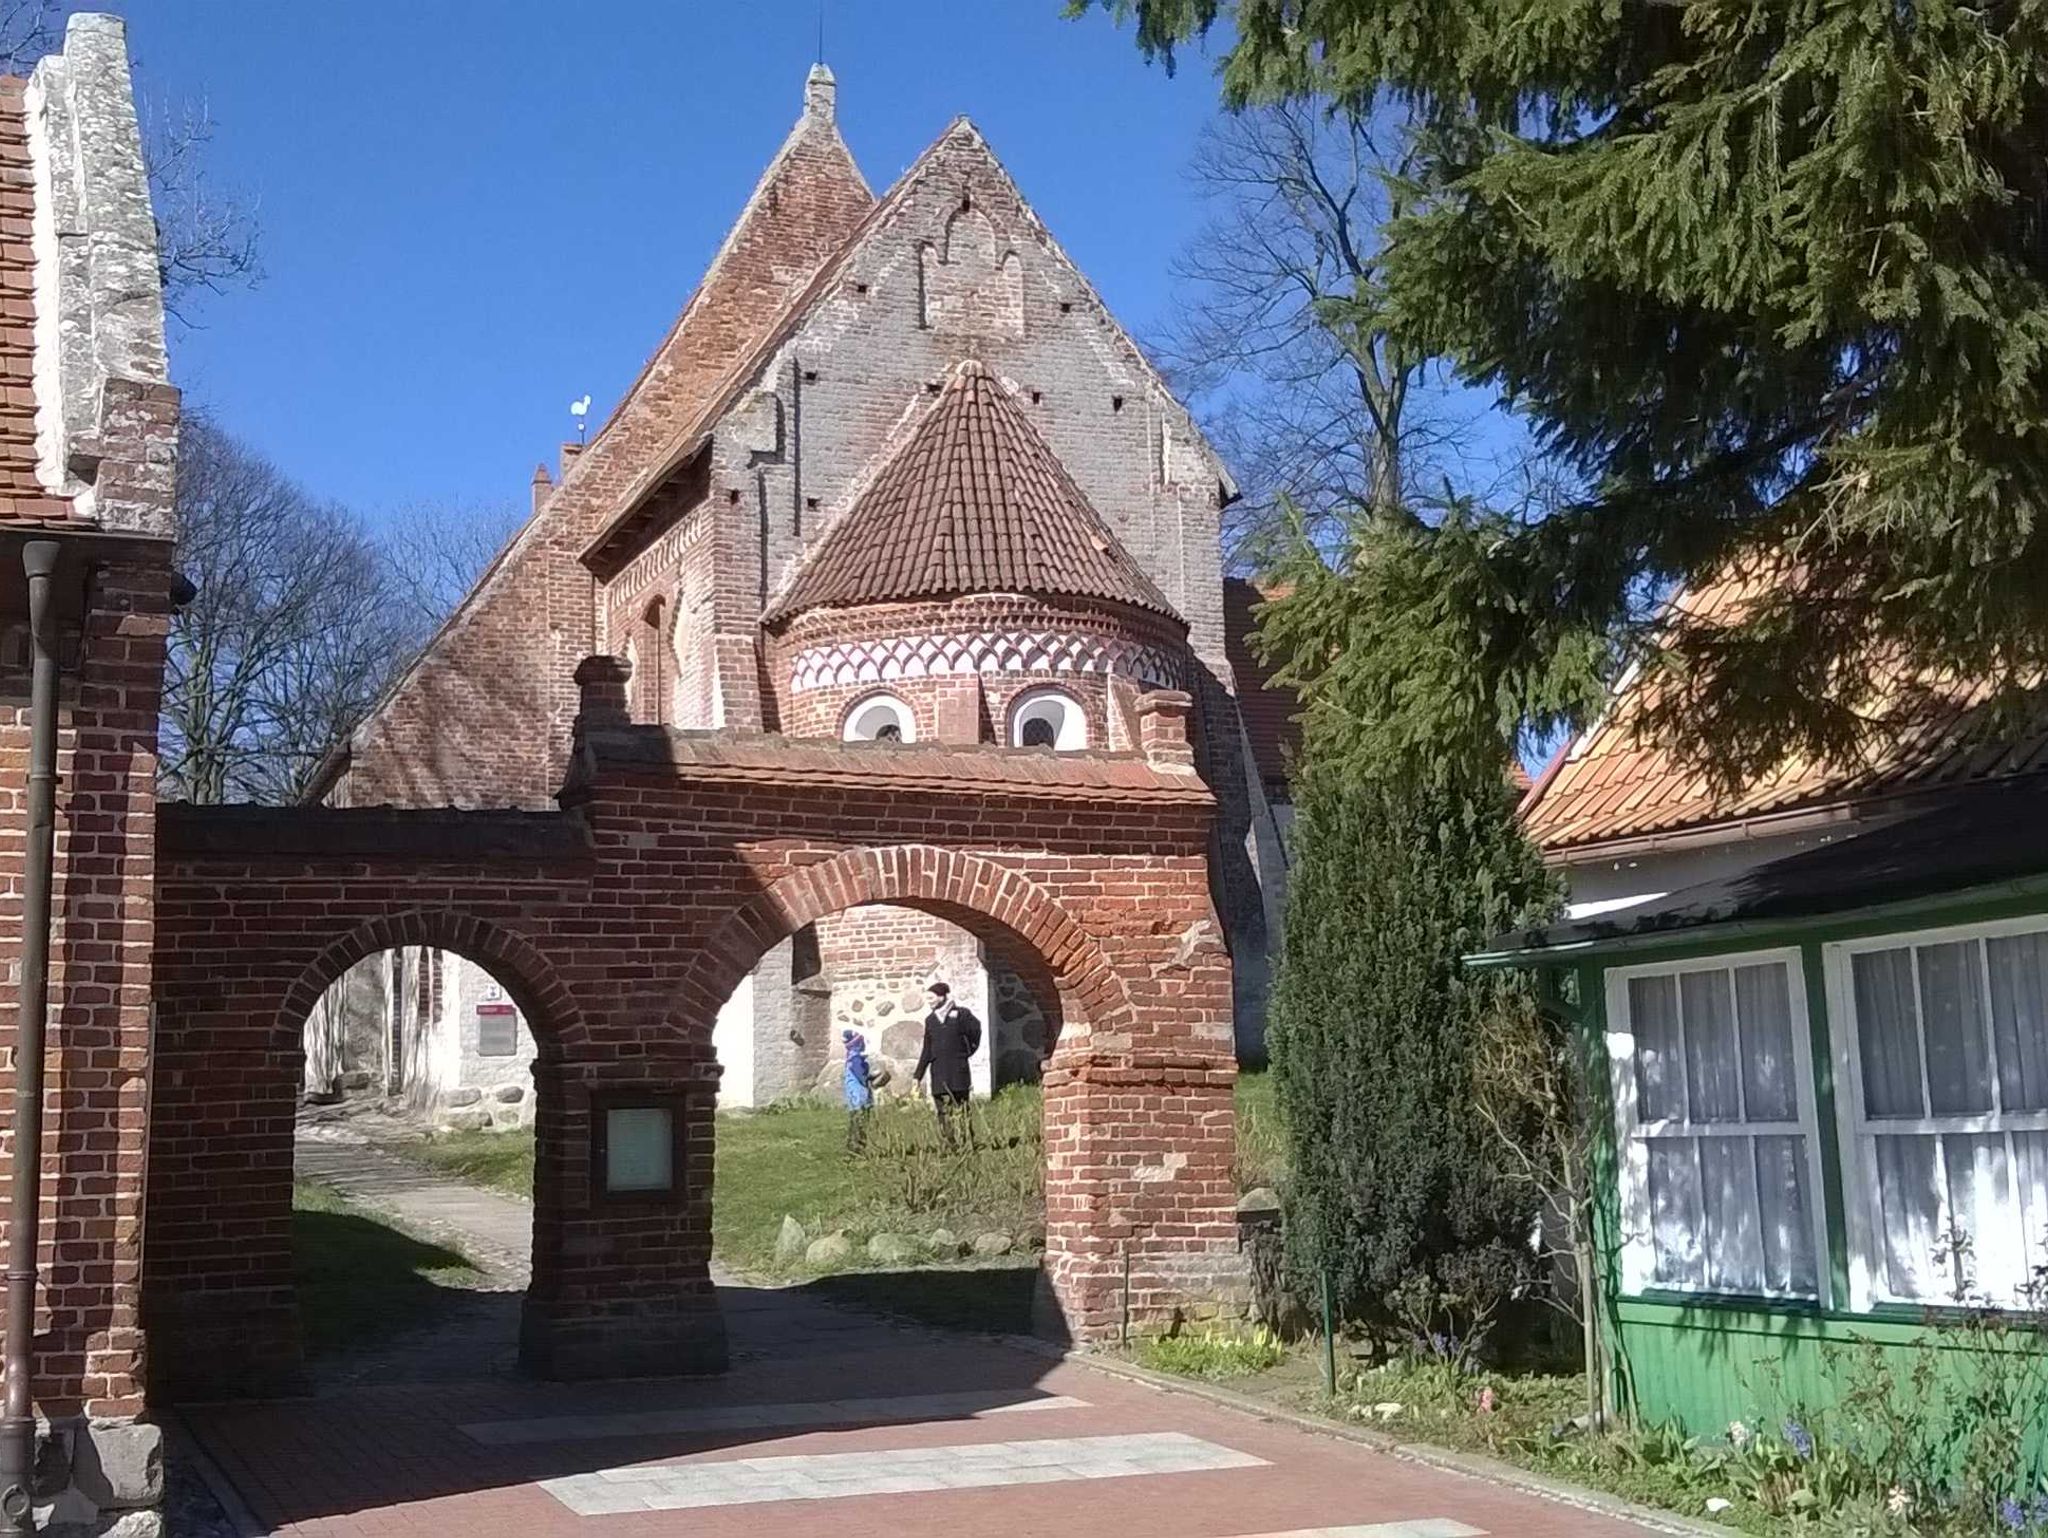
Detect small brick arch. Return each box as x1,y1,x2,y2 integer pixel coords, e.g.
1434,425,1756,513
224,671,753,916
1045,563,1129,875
669,844,1133,1045
273,907,586,1057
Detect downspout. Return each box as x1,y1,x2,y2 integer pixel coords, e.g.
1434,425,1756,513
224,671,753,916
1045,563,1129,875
2,538,62,1535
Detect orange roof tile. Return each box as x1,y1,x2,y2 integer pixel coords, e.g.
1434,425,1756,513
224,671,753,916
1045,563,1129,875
765,360,1177,622
1520,570,2048,852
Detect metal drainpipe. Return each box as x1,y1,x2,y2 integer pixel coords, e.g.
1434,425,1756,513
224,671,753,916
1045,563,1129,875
1,538,62,1535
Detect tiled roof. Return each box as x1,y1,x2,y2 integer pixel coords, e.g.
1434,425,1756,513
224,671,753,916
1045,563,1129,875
0,78,68,529
584,725,1214,805
1520,568,2048,853
1223,578,1299,795
766,360,1177,622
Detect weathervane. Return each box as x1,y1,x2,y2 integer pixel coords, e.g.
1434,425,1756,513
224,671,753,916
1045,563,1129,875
570,393,591,445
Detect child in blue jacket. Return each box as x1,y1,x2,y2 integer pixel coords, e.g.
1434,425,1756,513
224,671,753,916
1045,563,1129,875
842,1028,876,1154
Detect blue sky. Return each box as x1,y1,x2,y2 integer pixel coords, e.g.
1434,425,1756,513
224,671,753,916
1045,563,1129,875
96,1,1227,522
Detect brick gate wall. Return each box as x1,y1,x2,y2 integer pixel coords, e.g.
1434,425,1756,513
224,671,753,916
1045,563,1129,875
148,685,1243,1399
0,555,173,1418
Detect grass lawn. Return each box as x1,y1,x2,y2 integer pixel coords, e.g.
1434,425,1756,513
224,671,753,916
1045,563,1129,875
402,1071,1287,1280
290,1181,482,1356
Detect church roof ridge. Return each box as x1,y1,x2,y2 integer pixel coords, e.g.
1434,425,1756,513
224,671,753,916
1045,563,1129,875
763,358,1178,623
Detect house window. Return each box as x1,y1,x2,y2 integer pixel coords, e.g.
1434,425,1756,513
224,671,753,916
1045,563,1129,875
1826,917,2048,1310
1606,951,1825,1300
1009,687,1087,750
843,693,915,743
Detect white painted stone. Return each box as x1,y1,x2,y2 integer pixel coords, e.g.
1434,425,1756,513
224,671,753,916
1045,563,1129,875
538,1431,1263,1514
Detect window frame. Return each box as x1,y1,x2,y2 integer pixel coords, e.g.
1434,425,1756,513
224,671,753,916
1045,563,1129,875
1007,686,1088,751
1605,946,1831,1304
1823,912,2048,1313
589,1091,689,1206
841,692,916,744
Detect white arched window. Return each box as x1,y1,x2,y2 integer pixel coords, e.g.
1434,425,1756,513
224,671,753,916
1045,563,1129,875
1009,688,1088,750
843,692,916,743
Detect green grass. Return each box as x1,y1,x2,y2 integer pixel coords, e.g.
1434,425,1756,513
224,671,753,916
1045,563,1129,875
408,1126,536,1196
1134,1325,1289,1380
1232,1068,1286,1192
290,1181,482,1356
398,1071,1287,1280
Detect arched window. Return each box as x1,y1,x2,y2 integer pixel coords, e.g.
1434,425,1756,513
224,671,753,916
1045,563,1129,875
1009,688,1087,750
843,693,915,743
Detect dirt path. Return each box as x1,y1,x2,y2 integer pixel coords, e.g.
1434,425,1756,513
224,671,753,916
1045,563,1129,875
293,1116,532,1390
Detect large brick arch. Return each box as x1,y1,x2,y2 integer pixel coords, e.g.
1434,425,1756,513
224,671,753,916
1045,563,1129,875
273,907,587,1059
148,710,1249,1399
671,844,1132,1047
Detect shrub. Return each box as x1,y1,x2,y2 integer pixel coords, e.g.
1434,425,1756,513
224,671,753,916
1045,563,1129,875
1269,759,1555,1354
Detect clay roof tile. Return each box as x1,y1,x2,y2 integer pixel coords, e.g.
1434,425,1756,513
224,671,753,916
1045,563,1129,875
766,360,1176,622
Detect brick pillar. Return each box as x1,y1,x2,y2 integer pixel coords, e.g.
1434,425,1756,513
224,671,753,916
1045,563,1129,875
573,654,631,730
520,1060,728,1378
1037,938,1247,1341
1135,688,1196,769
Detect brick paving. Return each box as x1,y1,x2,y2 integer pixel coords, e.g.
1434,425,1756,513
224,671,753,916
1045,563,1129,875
187,1130,1679,1536
181,1278,1674,1537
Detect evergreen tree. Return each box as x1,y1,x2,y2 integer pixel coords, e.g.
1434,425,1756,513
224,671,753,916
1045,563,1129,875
1270,750,1557,1350
1083,0,2048,785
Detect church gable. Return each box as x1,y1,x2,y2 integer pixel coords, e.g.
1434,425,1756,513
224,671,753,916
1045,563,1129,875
324,70,873,809
667,117,1237,687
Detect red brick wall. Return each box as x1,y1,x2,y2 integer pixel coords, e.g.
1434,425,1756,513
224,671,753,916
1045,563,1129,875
150,721,1243,1395
0,553,171,1417
335,116,871,809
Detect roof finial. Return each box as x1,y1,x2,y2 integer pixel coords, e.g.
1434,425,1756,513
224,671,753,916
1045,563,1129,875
804,59,836,123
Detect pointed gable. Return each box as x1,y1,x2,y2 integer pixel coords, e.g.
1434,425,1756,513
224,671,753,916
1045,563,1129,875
586,65,872,481
767,360,1177,623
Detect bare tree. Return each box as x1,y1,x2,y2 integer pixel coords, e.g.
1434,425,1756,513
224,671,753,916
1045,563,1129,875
377,498,524,642
0,0,52,75
1158,99,1491,565
161,418,414,805
142,97,261,324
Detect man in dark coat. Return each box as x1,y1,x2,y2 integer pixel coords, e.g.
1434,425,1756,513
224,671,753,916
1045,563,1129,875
913,981,980,1147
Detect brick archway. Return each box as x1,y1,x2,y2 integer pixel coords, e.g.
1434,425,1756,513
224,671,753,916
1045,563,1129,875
274,907,588,1058
671,844,1132,1049
149,705,1249,1399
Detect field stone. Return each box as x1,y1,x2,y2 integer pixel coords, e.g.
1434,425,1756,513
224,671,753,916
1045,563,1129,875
866,1232,920,1265
493,1084,524,1103
805,1232,853,1268
926,1227,964,1257
880,1021,921,1060
774,1216,808,1264
971,1231,1014,1257
441,1109,490,1132
73,1423,162,1509
444,1087,483,1108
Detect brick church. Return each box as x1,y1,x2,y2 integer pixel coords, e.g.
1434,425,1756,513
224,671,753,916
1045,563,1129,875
306,65,1293,1113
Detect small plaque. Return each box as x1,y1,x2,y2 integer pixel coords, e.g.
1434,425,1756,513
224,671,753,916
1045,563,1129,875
604,1106,674,1194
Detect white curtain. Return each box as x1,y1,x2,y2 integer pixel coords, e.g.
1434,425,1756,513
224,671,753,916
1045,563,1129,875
1629,960,1818,1296
1850,934,2048,1306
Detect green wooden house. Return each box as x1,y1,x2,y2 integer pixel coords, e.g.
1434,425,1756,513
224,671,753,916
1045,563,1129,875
1471,779,2048,1443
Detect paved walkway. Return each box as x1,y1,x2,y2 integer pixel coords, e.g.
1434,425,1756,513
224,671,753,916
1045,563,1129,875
179,1125,1674,1537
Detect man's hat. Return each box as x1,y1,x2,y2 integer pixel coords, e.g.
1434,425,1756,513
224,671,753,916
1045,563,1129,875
927,981,950,998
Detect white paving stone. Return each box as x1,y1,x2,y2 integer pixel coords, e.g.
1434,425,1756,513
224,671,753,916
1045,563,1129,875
539,1431,1266,1515
462,1389,1089,1445
1226,1524,1487,1538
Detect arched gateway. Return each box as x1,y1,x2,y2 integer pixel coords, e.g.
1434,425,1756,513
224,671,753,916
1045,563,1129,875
146,660,1246,1397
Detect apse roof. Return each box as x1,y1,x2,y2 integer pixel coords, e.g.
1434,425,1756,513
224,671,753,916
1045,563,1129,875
766,360,1177,623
